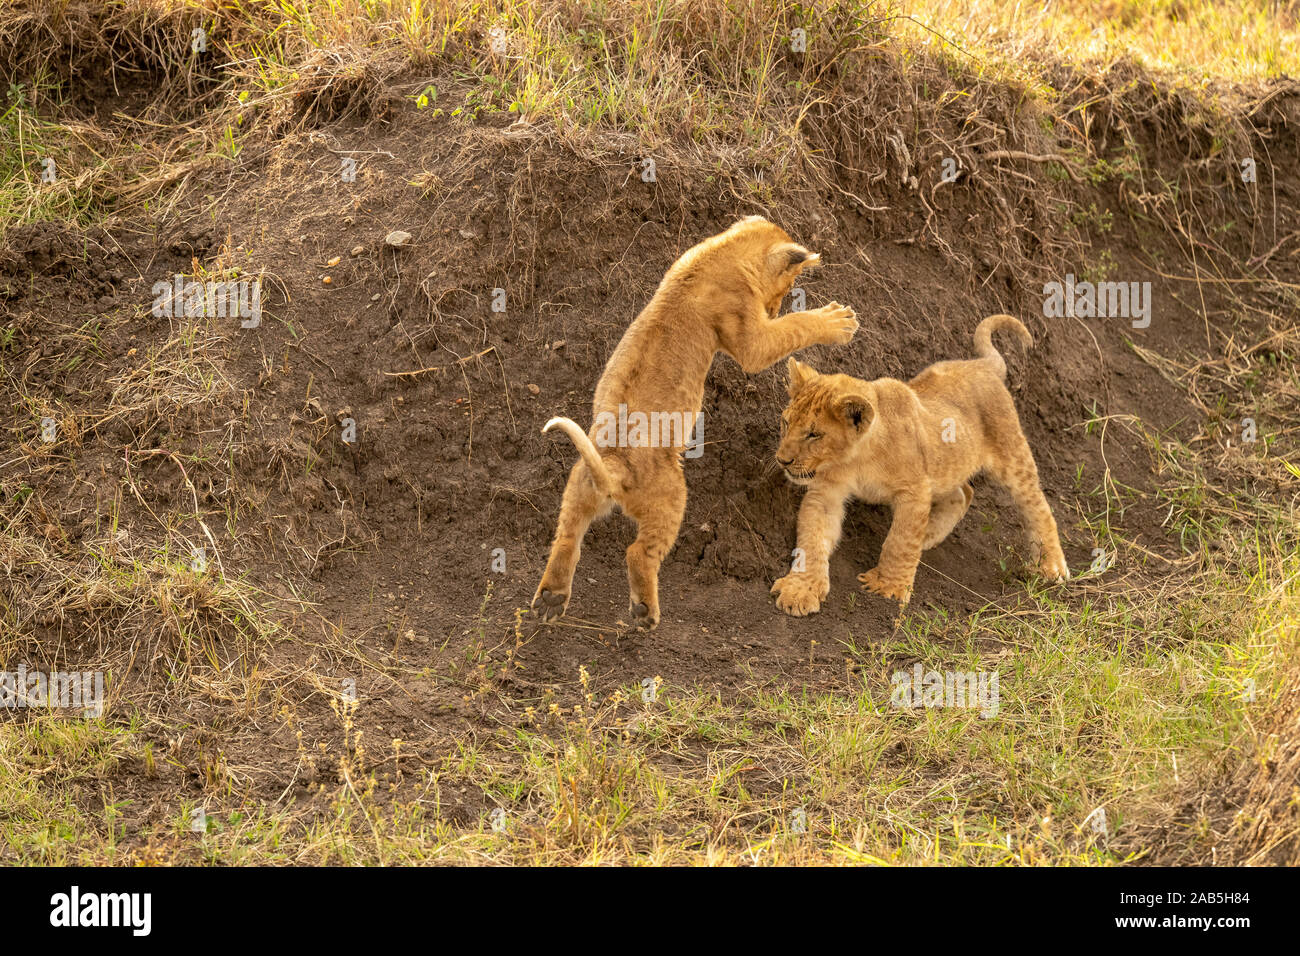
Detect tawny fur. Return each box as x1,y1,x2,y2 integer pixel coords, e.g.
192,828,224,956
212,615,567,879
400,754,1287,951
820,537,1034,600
528,216,859,630
770,313,1070,616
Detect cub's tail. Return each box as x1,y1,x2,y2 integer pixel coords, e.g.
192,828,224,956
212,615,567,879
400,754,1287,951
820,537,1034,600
543,417,619,497
973,314,1033,380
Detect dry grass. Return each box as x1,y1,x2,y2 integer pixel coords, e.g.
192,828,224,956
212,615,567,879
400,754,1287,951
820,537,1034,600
900,0,1299,81
3,0,1295,277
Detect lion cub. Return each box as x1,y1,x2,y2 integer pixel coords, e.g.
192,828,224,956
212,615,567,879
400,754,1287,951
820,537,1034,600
527,216,858,631
770,314,1070,615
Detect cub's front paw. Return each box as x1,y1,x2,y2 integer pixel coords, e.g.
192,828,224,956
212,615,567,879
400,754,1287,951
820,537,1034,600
1034,554,1071,582
771,573,829,617
814,302,859,345
857,567,912,605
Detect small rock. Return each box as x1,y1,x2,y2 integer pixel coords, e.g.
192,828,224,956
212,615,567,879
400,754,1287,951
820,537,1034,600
322,276,332,285
527,383,540,395
370,293,381,301
326,255,341,267
351,245,365,256
552,339,565,349
458,228,478,240
385,230,413,247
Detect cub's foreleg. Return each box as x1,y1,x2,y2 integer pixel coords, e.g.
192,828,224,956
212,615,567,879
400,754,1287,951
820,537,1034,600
772,488,847,616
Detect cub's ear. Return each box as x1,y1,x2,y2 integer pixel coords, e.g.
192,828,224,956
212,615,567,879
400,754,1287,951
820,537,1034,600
833,389,874,431
771,243,820,273
787,358,817,397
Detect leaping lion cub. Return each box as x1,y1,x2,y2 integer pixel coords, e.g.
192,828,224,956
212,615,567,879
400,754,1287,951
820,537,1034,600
528,216,858,630
771,314,1070,616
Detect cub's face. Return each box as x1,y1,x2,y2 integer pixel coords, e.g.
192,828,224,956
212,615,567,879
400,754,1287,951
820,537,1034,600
775,360,873,485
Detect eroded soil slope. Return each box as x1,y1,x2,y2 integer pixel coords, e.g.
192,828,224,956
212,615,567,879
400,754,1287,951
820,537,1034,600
3,51,1296,843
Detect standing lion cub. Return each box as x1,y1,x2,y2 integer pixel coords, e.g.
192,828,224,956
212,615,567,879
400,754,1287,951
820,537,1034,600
771,314,1070,616
527,216,858,631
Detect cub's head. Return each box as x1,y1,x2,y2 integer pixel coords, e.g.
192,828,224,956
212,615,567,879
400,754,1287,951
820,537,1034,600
775,359,874,485
720,216,822,317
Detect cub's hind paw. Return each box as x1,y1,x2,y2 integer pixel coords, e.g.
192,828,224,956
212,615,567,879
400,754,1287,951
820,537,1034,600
629,601,659,631
524,588,569,627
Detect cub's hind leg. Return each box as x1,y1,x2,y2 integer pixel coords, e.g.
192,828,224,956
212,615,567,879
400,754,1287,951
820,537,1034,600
620,464,687,631
987,436,1070,582
529,461,614,623
923,483,974,550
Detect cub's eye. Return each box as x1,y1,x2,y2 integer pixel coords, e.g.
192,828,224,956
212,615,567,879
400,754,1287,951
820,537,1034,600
805,431,821,441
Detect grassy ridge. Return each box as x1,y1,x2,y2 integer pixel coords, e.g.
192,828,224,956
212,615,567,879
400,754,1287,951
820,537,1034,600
2,1,1297,226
